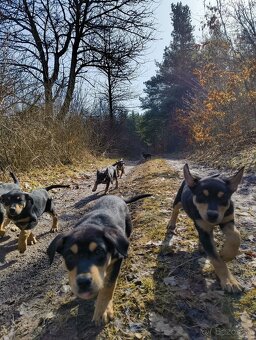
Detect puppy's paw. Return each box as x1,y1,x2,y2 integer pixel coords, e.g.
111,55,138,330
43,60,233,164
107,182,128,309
27,233,37,245
18,243,27,254
220,275,243,293
92,302,114,325
50,225,58,233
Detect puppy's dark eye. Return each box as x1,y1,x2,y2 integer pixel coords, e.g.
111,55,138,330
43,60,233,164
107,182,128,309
95,247,105,257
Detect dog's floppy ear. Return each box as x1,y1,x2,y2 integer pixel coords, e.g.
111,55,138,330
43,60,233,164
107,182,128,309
47,233,67,264
225,167,244,193
183,164,199,187
104,228,129,258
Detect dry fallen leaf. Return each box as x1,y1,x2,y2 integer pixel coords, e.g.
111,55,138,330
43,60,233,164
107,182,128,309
149,312,189,339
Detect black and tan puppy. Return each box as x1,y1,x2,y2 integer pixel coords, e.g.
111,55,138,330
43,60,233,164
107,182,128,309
0,172,20,237
92,166,118,194
1,184,69,253
47,193,151,325
112,159,125,178
168,164,244,293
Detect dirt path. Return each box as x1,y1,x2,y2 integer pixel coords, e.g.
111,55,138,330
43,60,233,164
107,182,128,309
0,158,255,339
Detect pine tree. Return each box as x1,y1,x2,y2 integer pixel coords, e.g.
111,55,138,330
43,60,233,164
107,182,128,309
140,2,198,152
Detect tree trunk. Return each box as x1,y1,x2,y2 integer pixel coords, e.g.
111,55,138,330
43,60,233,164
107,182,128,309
44,82,54,117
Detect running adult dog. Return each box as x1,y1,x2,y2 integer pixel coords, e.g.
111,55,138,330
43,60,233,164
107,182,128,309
0,172,20,237
1,184,69,253
47,193,151,325
168,164,244,293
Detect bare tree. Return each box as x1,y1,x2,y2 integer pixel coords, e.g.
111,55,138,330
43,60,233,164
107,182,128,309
0,0,155,119
212,0,256,54
96,26,144,121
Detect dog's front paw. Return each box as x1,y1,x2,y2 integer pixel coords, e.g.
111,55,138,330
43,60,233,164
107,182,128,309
220,275,243,293
27,233,37,245
92,301,114,325
18,242,27,254
18,230,30,253
50,226,58,233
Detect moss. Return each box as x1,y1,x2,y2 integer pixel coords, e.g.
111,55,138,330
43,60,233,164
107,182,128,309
238,289,256,316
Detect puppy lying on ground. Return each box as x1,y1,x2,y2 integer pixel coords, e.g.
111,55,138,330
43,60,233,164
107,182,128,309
112,159,125,178
92,166,118,194
0,172,20,237
1,184,69,253
47,193,151,325
168,164,244,293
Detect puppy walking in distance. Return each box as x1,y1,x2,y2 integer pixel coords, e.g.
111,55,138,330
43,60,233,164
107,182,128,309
1,184,69,253
142,152,152,161
112,159,125,178
92,166,118,194
47,193,151,325
168,164,244,293
0,172,20,237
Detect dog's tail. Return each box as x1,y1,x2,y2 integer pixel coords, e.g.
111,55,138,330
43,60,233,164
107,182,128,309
9,172,19,185
123,193,152,204
44,184,70,191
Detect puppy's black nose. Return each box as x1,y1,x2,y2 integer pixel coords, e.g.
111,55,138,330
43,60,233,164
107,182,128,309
77,274,92,290
207,211,219,222
9,207,16,214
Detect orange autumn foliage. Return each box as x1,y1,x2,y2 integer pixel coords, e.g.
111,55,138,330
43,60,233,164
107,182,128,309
178,58,256,147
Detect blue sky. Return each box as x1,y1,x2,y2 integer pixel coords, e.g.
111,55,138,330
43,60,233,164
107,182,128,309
131,0,206,112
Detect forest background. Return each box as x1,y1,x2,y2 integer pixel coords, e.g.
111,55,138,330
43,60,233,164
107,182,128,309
0,0,255,171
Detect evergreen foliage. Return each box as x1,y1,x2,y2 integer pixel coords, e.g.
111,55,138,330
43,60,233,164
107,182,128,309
140,2,198,152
